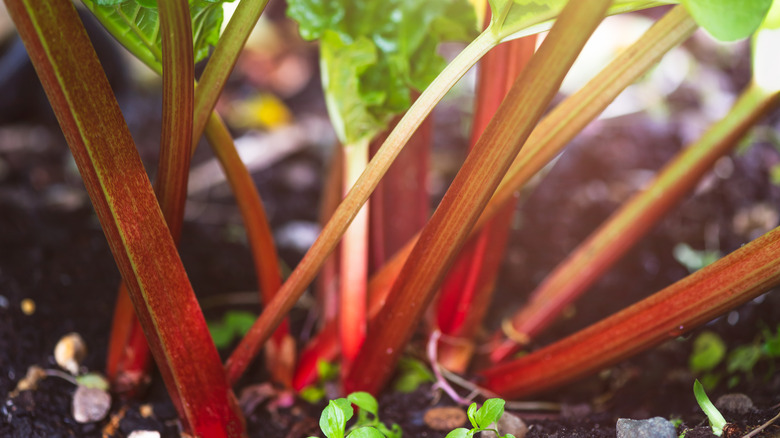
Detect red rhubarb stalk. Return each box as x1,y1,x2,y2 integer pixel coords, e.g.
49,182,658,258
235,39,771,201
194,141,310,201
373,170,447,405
480,220,780,398
436,32,536,372
5,0,245,433
489,80,780,363
343,0,612,395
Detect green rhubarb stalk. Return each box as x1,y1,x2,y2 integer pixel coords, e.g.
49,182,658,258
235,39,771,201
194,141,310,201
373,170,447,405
344,0,613,395
480,216,780,399
490,80,780,362
4,0,245,434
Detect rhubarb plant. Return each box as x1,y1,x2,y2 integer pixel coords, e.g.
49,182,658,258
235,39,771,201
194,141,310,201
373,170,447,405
10,0,780,435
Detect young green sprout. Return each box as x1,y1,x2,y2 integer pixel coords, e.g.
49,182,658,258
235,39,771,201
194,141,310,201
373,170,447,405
445,398,516,438
693,379,727,436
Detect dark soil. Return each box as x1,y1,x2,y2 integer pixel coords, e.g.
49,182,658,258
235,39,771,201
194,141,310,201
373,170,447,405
2,4,780,438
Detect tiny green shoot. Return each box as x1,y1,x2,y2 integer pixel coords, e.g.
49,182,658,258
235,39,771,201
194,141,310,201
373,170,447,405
393,357,435,393
308,392,401,438
693,379,727,437
207,310,257,349
445,398,516,438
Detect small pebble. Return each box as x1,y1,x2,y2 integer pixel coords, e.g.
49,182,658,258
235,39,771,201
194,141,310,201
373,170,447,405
139,404,154,418
715,393,754,414
616,417,677,438
423,406,467,431
54,332,87,375
20,298,35,315
128,431,161,438
72,385,111,423
483,412,528,438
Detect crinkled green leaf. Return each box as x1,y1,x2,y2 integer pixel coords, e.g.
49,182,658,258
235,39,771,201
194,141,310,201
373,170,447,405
474,398,505,429
287,0,347,41
81,0,227,72
682,0,773,41
320,30,383,144
287,0,478,144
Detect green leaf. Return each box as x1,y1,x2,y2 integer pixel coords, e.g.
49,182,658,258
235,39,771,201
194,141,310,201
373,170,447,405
75,373,110,390
287,0,478,144
299,385,326,403
207,310,258,348
727,345,762,374
487,1,682,41
445,428,470,438
689,331,726,373
474,399,505,429
286,0,347,41
81,0,227,72
693,379,727,436
347,427,386,438
682,0,773,41
763,324,780,356
320,30,384,144
673,243,721,273
393,357,435,393
347,392,379,417
320,399,353,438
466,402,478,428
317,360,341,381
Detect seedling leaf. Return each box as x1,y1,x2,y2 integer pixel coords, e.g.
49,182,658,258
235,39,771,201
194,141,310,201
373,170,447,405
727,344,762,374
393,357,435,393
693,379,727,436
682,0,773,41
348,392,379,417
474,398,505,429
466,402,478,428
445,428,470,438
689,331,726,373
320,399,353,438
348,427,385,438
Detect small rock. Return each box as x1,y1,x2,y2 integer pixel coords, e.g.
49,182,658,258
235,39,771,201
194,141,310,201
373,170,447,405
127,431,161,438
616,417,677,438
423,406,467,431
72,385,111,423
54,332,87,375
715,393,754,414
483,412,528,438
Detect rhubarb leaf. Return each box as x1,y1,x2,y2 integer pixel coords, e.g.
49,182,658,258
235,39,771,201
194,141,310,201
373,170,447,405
487,1,676,41
287,0,477,144
682,0,773,41
80,0,228,72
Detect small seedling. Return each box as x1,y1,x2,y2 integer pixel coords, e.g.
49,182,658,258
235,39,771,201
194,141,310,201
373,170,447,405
207,310,257,349
693,379,727,437
445,398,516,438
393,357,435,393
308,392,401,438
